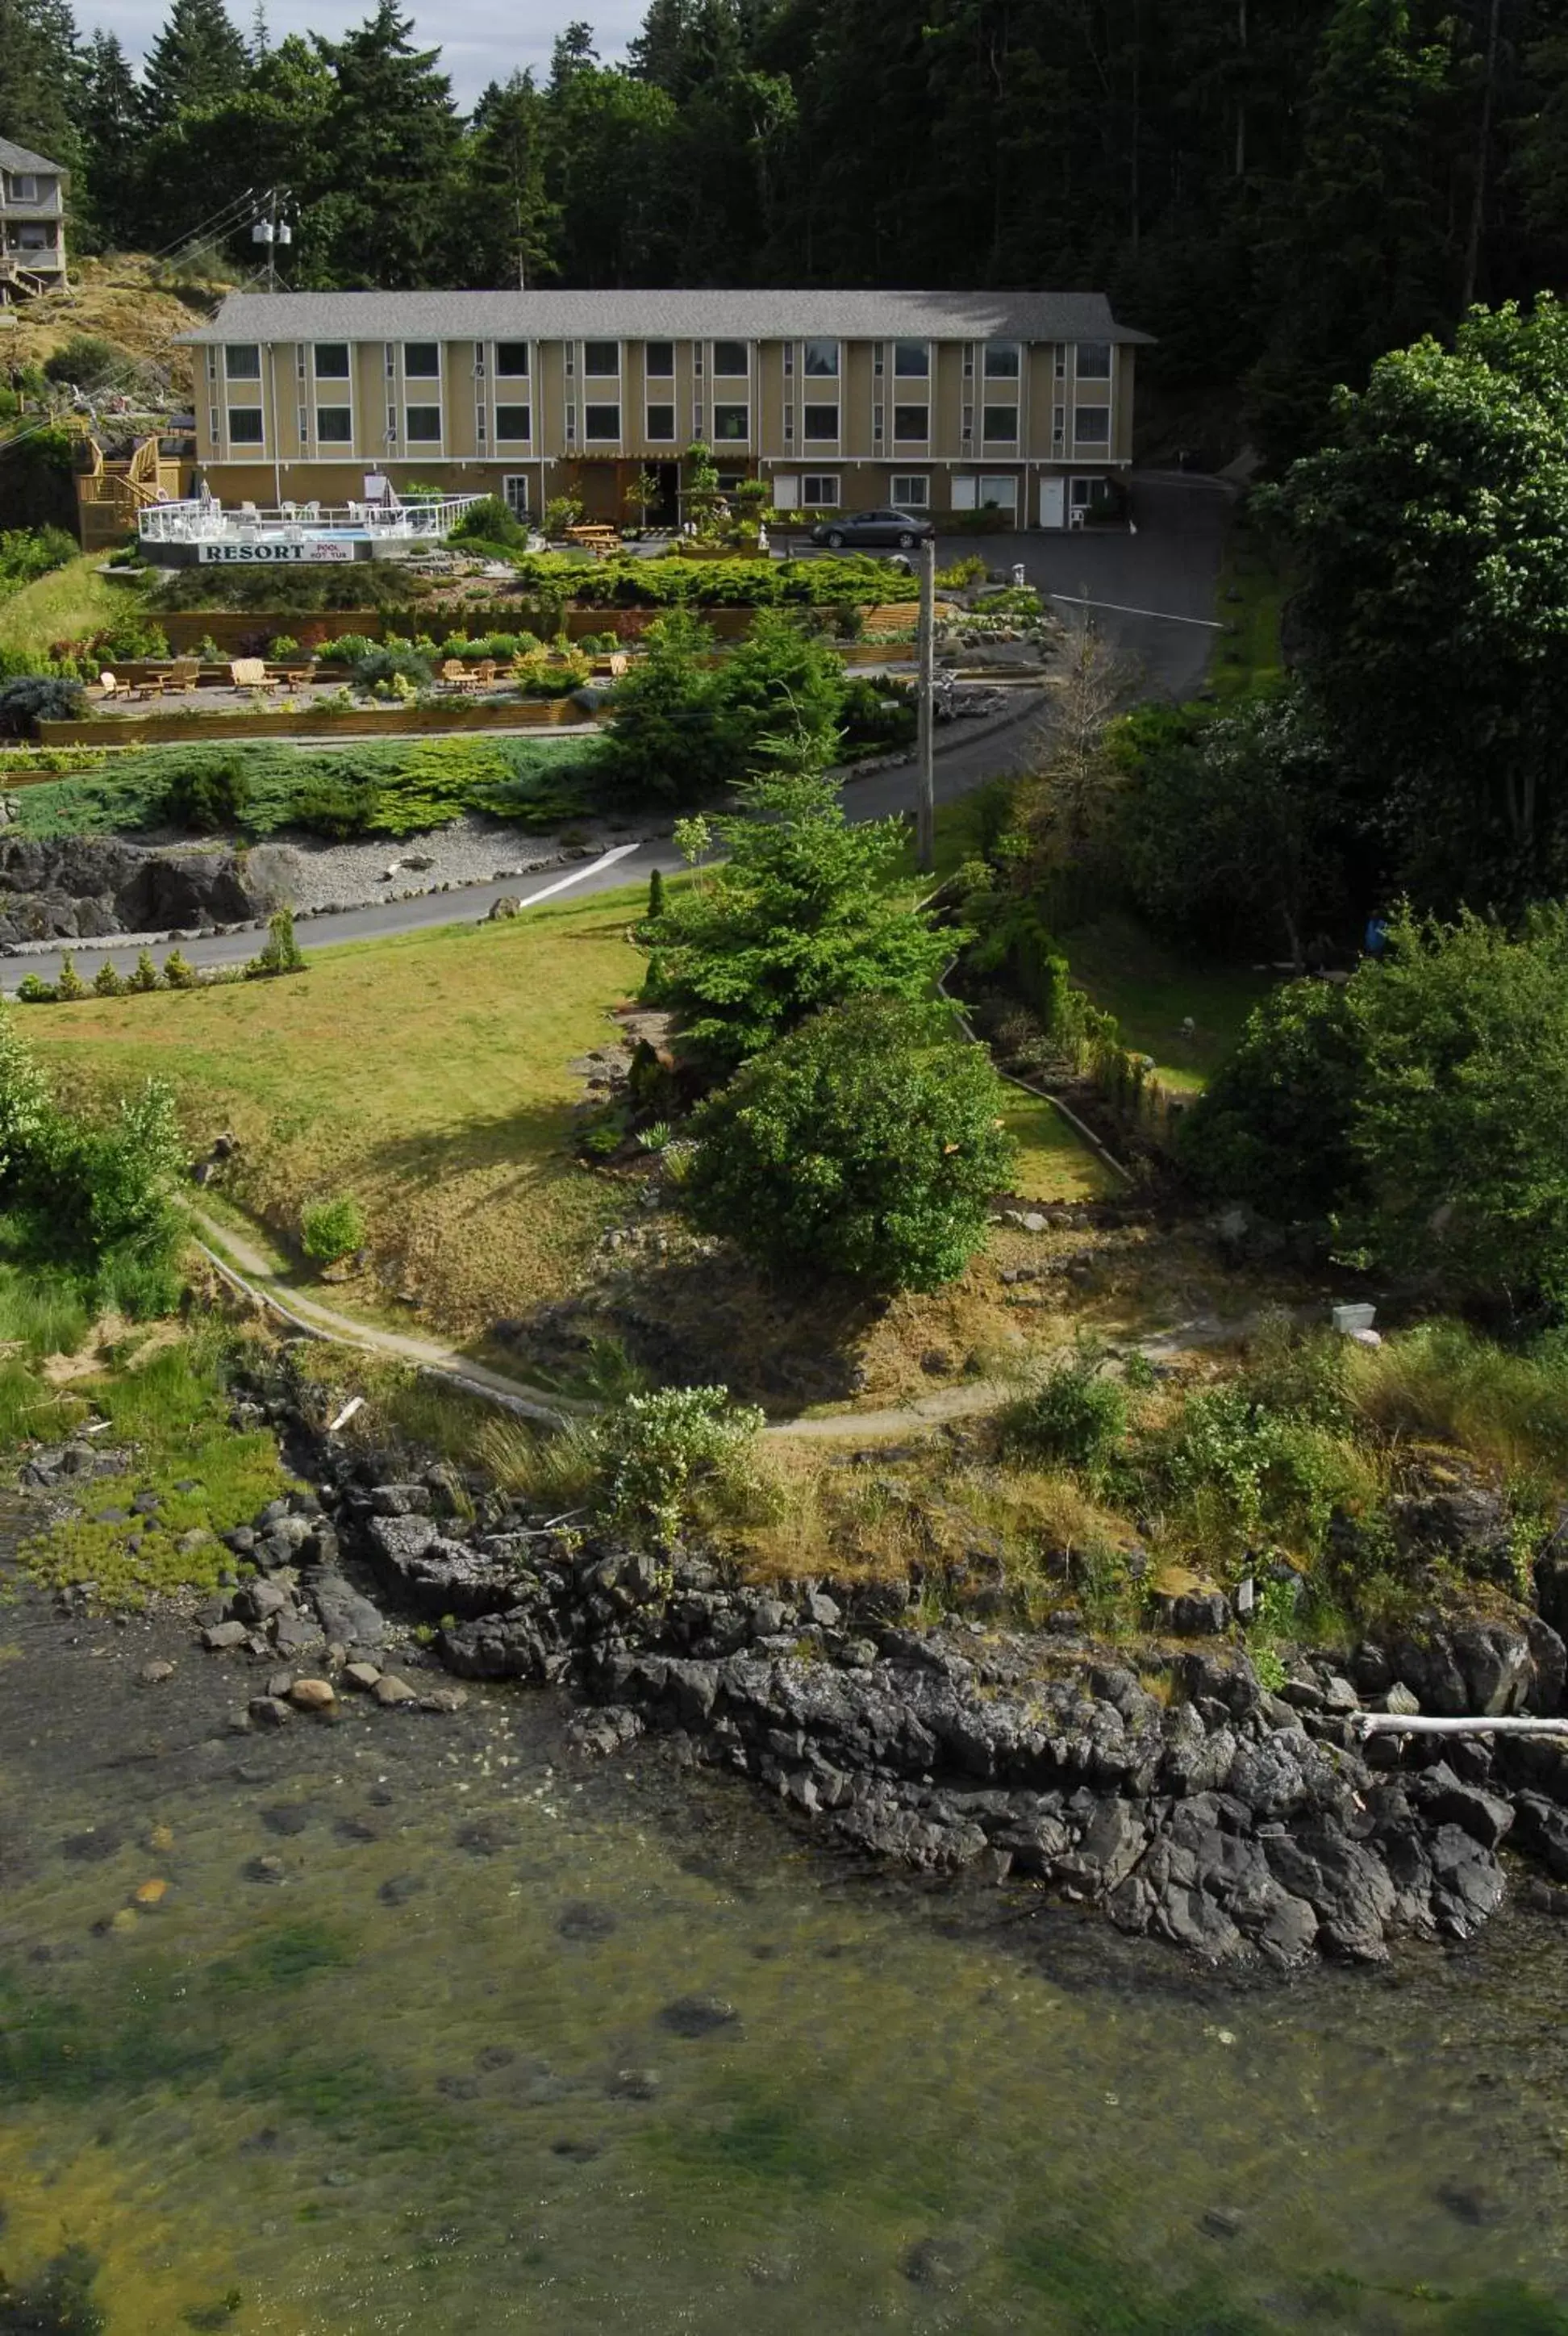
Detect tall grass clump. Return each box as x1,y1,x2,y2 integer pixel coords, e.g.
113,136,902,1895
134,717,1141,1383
1347,1321,1568,1488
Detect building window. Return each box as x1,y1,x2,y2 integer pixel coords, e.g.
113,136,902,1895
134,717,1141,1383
585,403,620,440
224,344,261,381
403,343,440,379
313,343,350,380
503,474,531,515
894,340,929,378
297,404,308,439
961,403,974,439
566,405,576,442
494,404,532,441
385,345,396,378
801,475,840,507
1076,341,1112,380
890,475,929,507
386,403,398,440
712,403,748,442
404,405,442,442
873,403,884,441
644,340,674,378
893,404,928,441
9,174,38,202
476,404,486,442
583,341,619,378
873,344,885,378
782,344,794,376
645,403,675,440
711,340,748,378
782,409,794,440
473,340,486,377
962,344,975,378
206,350,217,383
982,404,1019,442
984,341,1020,378
1072,476,1113,510
803,403,839,440
295,348,307,380
494,342,530,377
207,403,219,440
1054,351,1066,378
803,339,839,378
227,407,264,444
316,406,352,443
1053,406,1065,442
692,403,703,436
1074,404,1111,444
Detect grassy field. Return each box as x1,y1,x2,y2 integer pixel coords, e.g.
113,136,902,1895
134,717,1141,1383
999,1091,1116,1201
40,886,642,1333
1207,519,1289,706
0,554,130,661
1060,911,1270,1091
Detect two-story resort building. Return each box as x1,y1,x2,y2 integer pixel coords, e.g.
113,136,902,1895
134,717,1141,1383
172,287,1149,542
0,137,68,299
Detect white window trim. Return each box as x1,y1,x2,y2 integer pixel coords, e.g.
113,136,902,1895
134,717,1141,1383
644,340,676,385
492,338,532,384
224,343,262,384
502,473,532,516
401,340,443,390
709,339,750,382
800,473,840,507
803,336,840,382
711,398,750,448
402,400,444,453
226,404,265,449
644,396,678,444
982,340,1022,382
1072,403,1112,451
493,396,532,444
891,400,930,444
890,474,930,508
312,344,353,453
10,174,38,202
892,338,931,382
582,399,623,444
801,401,840,445
582,337,623,387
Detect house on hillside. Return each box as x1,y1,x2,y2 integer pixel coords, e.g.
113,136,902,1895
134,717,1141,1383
0,137,68,299
167,287,1151,546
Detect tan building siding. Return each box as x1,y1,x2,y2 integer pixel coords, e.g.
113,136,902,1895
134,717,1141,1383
189,302,1144,528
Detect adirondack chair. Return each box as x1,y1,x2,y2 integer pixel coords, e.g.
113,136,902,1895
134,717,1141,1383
168,657,201,693
439,659,479,692
473,658,498,688
229,657,278,693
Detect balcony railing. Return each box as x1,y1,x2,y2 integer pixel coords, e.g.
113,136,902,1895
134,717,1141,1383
136,493,486,546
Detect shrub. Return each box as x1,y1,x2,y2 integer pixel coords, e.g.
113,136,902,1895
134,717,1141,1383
1179,976,1365,1224
268,634,302,658
129,949,161,993
15,974,55,1004
0,674,86,736
301,1194,365,1263
711,608,848,773
92,960,125,997
0,524,77,592
91,615,169,661
685,995,1018,1291
1001,1352,1128,1483
42,333,124,390
315,632,381,665
162,752,252,833
544,494,584,538
246,907,305,978
55,953,87,1002
594,1383,769,1544
450,494,528,549
937,554,987,590
349,644,433,695
161,949,197,989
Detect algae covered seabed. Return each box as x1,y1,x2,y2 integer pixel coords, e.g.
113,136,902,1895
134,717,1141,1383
0,1562,1563,2335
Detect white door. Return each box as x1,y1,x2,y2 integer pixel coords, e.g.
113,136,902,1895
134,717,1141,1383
1038,476,1066,530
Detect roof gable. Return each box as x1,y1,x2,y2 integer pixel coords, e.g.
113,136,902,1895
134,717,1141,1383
0,136,65,177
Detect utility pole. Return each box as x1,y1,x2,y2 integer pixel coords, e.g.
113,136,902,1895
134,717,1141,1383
915,533,936,873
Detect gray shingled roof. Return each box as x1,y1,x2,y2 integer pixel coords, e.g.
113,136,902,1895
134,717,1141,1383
181,287,1153,347
0,136,65,177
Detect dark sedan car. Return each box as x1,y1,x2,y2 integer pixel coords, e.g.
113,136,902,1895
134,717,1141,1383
807,507,936,549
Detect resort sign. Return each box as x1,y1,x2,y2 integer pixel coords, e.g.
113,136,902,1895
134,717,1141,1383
197,540,357,563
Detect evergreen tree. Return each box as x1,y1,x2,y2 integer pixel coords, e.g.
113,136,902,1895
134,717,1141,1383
466,71,559,289
140,0,249,132
310,2,462,286
0,0,82,169
1247,0,1460,465
75,30,141,246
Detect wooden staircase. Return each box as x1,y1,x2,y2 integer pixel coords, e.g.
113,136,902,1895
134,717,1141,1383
73,430,188,552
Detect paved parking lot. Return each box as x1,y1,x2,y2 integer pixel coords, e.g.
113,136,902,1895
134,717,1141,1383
780,469,1232,702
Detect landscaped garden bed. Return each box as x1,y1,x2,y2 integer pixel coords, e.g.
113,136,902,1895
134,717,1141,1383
38,696,603,747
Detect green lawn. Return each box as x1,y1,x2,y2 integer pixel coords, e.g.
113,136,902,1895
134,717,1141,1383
0,553,129,662
1059,911,1270,1091
1000,1090,1117,1202
1207,520,1290,705
40,885,643,1333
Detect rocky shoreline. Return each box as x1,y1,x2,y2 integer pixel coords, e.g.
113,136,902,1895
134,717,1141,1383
25,1373,1568,1975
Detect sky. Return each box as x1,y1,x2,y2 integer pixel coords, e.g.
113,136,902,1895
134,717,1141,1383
90,0,644,103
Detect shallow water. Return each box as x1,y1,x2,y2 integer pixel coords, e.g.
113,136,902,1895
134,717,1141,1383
0,1572,1565,2334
